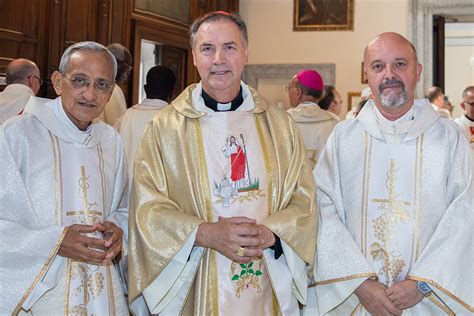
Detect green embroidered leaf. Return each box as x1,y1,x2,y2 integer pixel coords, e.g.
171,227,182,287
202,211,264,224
240,270,247,276
248,269,254,274
240,264,246,269
231,275,239,281
255,270,263,276
248,262,254,268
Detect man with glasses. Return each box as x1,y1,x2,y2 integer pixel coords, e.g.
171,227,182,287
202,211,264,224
455,85,474,156
0,58,41,124
0,41,129,314
99,43,133,126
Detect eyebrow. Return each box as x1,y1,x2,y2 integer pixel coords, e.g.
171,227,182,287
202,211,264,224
223,41,237,46
199,42,214,48
70,72,112,82
370,57,409,65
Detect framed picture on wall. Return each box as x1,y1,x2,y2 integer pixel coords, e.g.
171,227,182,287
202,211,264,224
294,0,354,31
347,91,361,112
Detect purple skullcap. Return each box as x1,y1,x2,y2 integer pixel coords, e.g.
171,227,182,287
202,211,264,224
296,69,324,91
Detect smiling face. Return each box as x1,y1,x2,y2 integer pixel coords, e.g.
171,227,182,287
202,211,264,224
192,19,248,103
52,50,114,130
364,33,422,120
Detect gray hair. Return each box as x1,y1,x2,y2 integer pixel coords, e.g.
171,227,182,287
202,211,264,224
59,41,117,79
189,11,248,48
6,59,39,85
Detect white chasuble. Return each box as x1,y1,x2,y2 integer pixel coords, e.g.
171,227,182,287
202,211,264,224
363,137,420,287
200,111,275,315
59,140,116,315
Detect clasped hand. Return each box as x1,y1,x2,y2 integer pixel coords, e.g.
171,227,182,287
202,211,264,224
58,221,123,265
355,279,423,315
195,216,275,263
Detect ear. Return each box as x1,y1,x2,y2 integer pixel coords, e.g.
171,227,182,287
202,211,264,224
243,46,249,65
415,63,423,82
460,101,466,112
192,49,197,67
51,71,63,96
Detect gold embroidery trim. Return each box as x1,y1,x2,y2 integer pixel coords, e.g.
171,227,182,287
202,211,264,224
410,138,419,266
272,291,280,315
195,120,217,315
415,135,423,260
57,138,64,225
65,210,103,216
13,228,69,315
65,258,72,314
48,131,59,225
315,273,377,285
107,264,115,316
407,276,474,312
360,133,371,255
210,249,219,315
97,142,106,214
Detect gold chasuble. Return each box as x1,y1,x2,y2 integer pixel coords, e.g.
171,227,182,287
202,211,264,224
129,83,316,315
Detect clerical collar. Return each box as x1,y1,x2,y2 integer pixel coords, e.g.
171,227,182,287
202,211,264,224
201,87,243,111
465,115,474,122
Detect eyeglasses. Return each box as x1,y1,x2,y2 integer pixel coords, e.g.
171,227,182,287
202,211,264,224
63,74,114,93
29,75,43,85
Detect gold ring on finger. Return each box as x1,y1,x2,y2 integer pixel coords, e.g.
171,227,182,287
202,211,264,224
237,246,245,257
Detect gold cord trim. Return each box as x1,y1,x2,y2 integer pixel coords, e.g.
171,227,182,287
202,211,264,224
426,294,455,315
407,276,474,312
316,273,377,285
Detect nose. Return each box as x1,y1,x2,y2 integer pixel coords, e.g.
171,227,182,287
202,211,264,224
82,82,97,101
384,64,397,80
213,48,225,65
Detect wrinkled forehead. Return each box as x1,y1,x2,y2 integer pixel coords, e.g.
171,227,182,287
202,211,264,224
67,51,114,80
365,36,417,63
195,20,244,45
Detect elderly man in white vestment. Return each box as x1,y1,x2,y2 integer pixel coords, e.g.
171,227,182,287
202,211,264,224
0,41,129,314
287,69,338,168
116,65,176,184
128,11,316,315
0,58,41,124
311,32,473,315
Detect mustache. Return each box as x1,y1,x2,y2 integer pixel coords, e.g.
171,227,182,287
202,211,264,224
379,79,405,92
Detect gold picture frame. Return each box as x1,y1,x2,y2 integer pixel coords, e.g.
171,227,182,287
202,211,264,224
347,91,361,112
294,0,354,31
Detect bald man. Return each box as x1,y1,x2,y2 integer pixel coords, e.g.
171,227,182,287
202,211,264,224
311,32,472,315
0,58,41,124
